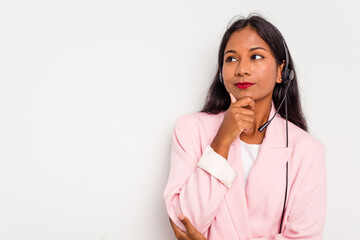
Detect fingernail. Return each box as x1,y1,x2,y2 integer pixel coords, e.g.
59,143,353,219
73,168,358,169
178,214,185,221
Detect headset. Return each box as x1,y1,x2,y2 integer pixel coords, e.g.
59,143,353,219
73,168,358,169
219,39,294,234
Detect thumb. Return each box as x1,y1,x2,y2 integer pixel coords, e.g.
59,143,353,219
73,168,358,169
178,214,196,232
229,92,237,104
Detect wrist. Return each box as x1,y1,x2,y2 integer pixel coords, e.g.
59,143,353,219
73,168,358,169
210,134,232,159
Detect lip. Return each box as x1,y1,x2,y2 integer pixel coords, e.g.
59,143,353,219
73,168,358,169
235,82,254,89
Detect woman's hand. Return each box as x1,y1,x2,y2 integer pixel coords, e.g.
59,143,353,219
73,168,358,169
169,215,207,240
215,92,255,145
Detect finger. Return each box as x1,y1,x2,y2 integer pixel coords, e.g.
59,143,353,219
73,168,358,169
229,92,237,104
234,114,254,124
242,121,255,134
180,215,207,240
232,107,255,117
245,97,256,110
178,214,196,235
169,217,188,240
170,217,183,232
236,119,254,131
233,97,255,110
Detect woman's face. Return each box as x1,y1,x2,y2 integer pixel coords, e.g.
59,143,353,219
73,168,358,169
222,26,284,103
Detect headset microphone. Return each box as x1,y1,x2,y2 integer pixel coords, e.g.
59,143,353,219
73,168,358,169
258,39,294,135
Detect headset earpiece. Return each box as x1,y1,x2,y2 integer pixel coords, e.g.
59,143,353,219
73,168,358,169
289,69,294,82
281,40,294,85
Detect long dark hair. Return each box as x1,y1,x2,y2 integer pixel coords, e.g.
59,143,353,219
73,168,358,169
200,13,308,132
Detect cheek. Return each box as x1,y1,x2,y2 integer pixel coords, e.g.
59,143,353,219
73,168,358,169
223,65,235,78
257,63,278,84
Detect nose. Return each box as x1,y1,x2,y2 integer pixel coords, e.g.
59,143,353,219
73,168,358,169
235,58,251,76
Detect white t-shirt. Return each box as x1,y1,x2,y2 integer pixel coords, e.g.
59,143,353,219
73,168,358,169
239,139,261,187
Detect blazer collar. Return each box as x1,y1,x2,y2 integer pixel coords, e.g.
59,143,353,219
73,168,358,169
223,100,293,239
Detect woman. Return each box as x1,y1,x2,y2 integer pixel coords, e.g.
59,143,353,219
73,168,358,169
163,13,326,240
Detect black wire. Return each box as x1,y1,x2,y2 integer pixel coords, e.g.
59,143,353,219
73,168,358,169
279,86,289,234
279,162,288,233
285,90,288,148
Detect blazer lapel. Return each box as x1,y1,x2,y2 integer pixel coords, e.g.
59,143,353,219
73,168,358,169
245,100,293,216
224,139,252,239
217,100,293,239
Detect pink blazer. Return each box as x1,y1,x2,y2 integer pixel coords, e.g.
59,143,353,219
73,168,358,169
163,100,327,240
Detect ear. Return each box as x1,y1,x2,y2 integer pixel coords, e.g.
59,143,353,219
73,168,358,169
276,60,285,84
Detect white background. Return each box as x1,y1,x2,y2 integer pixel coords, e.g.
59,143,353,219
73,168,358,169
0,0,359,239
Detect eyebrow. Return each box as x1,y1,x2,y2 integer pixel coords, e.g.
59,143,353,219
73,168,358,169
224,47,267,55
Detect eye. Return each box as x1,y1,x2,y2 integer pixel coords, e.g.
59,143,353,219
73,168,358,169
225,56,237,62
251,54,264,60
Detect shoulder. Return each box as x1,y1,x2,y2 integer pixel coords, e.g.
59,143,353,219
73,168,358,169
175,112,224,132
284,120,327,192
176,112,224,124
172,111,225,157
288,120,326,151
285,119,327,167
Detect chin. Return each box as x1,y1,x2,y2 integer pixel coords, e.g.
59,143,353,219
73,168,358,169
237,92,254,99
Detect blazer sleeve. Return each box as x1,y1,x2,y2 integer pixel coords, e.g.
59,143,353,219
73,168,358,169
250,144,327,240
163,116,237,234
